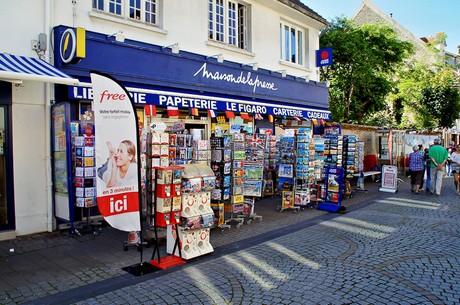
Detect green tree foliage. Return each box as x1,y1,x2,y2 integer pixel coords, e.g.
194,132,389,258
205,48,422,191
420,68,460,128
391,61,460,129
319,18,413,124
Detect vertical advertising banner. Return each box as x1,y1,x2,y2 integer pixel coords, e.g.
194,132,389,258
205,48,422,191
91,72,141,231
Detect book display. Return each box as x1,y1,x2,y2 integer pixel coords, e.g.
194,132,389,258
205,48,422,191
150,132,172,167
312,137,326,181
149,165,187,268
343,135,357,179
310,136,326,203
295,127,312,208
357,141,364,173
243,134,264,223
210,135,232,202
71,121,102,234
355,141,366,191
166,164,215,260
210,134,232,229
139,122,213,267
323,134,343,169
276,136,299,212
263,135,277,197
224,132,246,228
244,134,264,197
73,126,97,210
317,167,344,213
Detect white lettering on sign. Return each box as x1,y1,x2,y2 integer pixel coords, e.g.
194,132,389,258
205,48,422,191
226,102,237,111
110,195,128,213
158,95,217,109
129,92,146,104
273,108,303,117
193,63,278,93
307,111,330,119
237,103,267,114
73,86,94,100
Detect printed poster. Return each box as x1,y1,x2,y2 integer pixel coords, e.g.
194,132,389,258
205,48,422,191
91,72,141,232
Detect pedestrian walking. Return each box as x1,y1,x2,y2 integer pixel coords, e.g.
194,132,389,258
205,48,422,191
449,144,460,194
429,138,449,195
409,145,424,194
446,141,455,176
423,147,431,191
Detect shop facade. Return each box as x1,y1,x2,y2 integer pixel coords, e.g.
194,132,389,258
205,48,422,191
1,0,330,239
51,25,331,228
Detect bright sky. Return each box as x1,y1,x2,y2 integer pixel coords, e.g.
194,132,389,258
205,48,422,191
304,0,460,54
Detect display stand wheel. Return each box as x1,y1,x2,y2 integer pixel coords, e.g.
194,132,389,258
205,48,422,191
236,224,241,229
246,219,252,225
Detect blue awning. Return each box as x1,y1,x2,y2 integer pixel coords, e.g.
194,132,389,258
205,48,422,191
0,53,79,85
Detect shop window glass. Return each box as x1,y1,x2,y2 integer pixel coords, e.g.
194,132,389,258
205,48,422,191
208,0,248,50
129,0,141,20
93,0,158,25
109,0,122,15
93,0,104,10
280,21,305,66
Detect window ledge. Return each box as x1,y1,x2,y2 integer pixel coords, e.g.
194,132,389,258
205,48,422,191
279,60,311,73
89,11,167,35
206,40,255,58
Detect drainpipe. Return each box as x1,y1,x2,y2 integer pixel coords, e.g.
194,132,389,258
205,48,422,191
45,0,54,232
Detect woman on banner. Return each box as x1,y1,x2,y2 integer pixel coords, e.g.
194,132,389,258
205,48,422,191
100,140,137,188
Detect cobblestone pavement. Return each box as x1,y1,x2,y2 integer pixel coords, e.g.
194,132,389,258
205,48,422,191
1,177,460,304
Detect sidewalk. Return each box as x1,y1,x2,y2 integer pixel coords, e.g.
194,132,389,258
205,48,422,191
1,177,452,304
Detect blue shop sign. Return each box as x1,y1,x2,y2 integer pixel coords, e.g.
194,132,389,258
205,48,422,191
70,84,331,120
54,26,330,111
316,48,333,67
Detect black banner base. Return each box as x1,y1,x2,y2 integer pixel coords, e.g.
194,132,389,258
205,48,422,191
122,262,159,276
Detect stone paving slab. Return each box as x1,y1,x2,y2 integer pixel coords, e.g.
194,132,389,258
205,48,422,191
1,178,460,304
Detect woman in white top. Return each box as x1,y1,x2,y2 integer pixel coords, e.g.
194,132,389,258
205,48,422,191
102,140,137,188
449,145,460,194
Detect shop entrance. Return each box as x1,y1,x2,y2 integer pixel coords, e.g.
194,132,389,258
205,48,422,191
0,105,14,231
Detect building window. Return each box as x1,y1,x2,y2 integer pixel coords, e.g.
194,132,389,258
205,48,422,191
280,22,304,66
93,0,158,25
209,0,248,50
109,0,122,15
